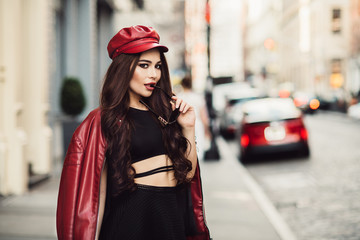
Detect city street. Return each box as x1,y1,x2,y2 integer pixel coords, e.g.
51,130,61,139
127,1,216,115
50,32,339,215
2,1,360,240
228,111,360,240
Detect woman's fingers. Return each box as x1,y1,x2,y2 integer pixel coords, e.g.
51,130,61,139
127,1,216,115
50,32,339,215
170,100,176,111
171,96,182,109
182,104,190,113
171,96,191,114
175,97,182,109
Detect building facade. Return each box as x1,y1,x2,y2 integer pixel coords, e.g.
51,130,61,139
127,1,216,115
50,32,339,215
281,0,351,100
0,0,116,195
348,0,360,99
209,0,244,83
50,0,115,164
0,0,53,195
243,0,282,94
184,0,208,92
244,0,357,107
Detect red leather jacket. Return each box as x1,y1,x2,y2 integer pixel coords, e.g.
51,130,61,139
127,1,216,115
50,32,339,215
56,108,210,240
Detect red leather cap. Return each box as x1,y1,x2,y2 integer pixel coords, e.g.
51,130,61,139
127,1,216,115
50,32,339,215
107,25,168,60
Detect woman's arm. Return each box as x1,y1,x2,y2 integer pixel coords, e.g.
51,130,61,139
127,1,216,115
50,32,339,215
200,103,211,139
172,96,198,179
96,162,107,240
182,126,198,179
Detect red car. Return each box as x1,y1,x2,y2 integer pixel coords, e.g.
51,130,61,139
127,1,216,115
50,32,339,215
238,98,310,162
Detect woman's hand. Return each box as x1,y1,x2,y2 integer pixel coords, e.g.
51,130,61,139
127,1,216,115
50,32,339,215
172,96,197,179
171,96,196,129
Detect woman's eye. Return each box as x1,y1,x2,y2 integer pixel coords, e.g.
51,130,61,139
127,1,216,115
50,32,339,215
139,64,148,68
155,64,162,69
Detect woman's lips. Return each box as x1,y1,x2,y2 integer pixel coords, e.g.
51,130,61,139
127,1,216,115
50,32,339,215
144,84,155,90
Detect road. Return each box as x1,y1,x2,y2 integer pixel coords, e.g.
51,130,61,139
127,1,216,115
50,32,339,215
227,111,360,240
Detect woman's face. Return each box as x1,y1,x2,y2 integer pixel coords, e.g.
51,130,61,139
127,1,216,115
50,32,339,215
129,48,162,104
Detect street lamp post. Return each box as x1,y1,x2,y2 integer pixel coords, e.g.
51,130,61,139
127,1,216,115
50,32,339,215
204,0,220,161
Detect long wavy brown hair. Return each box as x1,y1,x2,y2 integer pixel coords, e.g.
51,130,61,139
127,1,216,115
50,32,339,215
100,51,192,197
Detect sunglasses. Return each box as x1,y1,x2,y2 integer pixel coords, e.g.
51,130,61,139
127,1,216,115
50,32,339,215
139,85,180,126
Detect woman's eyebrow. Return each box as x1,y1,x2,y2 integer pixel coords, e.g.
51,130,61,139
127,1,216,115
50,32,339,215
138,59,151,63
138,59,162,64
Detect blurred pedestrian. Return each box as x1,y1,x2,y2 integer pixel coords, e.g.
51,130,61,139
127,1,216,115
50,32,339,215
56,25,210,240
178,75,211,161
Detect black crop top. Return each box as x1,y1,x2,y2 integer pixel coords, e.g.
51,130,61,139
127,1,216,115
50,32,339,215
129,107,167,163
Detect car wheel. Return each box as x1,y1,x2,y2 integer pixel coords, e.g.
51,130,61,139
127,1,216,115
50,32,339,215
298,145,310,158
239,152,249,164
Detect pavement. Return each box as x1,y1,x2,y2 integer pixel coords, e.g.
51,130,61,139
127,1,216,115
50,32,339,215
0,137,297,240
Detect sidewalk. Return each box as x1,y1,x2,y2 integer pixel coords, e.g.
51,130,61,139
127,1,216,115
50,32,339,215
0,175,59,240
0,138,296,240
202,138,296,240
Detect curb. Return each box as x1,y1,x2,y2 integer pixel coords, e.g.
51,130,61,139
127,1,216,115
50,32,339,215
216,137,298,240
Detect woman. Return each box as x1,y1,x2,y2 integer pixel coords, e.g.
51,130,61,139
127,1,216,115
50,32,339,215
56,25,210,240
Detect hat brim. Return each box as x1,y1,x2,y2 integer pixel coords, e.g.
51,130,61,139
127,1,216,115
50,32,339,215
123,43,169,54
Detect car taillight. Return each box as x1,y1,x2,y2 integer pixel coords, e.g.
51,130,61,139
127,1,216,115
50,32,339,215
241,134,250,148
300,127,308,140
309,99,320,110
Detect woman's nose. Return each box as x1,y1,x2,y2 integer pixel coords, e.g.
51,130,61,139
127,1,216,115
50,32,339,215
148,67,158,79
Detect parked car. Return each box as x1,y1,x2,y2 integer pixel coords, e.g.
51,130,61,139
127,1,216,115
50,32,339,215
348,103,360,120
292,91,320,114
219,95,259,138
212,82,253,112
316,93,337,110
238,98,310,163
218,88,263,138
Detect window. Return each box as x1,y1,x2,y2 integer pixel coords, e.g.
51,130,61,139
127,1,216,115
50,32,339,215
330,59,343,88
331,59,341,73
133,0,144,10
331,8,341,33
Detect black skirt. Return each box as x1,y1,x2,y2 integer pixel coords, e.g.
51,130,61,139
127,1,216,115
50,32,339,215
99,184,186,240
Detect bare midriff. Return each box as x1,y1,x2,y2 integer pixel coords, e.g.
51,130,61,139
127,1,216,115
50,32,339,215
132,154,176,187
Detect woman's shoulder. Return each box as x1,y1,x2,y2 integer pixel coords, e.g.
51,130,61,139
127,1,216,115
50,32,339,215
86,108,102,120
80,108,103,126
73,108,103,140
